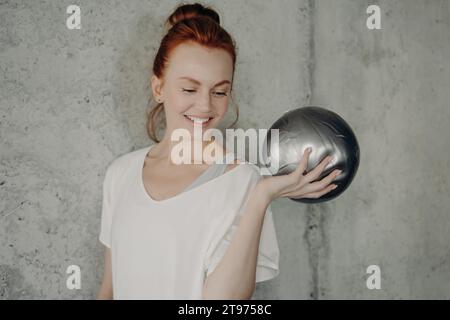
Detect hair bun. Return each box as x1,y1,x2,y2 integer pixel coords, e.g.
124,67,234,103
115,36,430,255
165,3,220,30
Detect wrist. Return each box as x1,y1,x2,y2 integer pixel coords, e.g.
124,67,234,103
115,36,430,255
254,179,274,207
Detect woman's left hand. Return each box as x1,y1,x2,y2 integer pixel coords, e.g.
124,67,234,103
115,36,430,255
256,147,342,203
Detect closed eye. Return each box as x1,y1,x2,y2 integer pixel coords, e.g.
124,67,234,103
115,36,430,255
182,89,228,97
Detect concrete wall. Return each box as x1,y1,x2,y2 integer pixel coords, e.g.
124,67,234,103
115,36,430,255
0,0,449,299
312,0,450,299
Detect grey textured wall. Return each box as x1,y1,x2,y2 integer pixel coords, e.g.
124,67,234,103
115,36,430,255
1,0,449,299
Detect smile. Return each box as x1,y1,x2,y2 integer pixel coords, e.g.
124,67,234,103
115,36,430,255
183,115,213,127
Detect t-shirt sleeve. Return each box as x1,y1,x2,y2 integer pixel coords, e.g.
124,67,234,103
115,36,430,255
99,162,115,248
203,168,280,283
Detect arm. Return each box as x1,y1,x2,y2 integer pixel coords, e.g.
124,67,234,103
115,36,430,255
202,182,270,300
96,246,113,300
202,148,339,299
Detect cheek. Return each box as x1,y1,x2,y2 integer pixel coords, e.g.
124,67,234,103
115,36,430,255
217,102,228,117
167,96,191,115
211,96,227,110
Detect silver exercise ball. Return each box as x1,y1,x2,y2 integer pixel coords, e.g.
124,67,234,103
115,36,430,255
262,106,360,203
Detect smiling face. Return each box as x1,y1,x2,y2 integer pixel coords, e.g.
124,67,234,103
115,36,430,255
151,41,234,143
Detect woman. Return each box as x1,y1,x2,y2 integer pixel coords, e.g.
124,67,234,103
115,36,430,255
97,2,339,300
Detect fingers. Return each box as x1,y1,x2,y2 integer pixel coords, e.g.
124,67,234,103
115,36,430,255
288,169,341,198
284,149,340,200
307,168,342,191
299,183,337,199
293,147,312,178
304,154,333,182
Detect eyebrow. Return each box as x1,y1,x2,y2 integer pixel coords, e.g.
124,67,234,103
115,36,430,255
177,76,231,87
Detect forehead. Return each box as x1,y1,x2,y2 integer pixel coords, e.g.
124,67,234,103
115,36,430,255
166,42,233,84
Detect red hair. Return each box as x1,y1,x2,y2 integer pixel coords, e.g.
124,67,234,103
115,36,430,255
147,2,239,142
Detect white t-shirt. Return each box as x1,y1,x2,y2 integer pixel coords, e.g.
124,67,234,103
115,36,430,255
99,144,280,299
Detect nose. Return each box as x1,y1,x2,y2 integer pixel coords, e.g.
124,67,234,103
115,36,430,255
194,90,213,114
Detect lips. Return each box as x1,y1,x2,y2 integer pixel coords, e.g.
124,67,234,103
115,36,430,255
183,115,213,127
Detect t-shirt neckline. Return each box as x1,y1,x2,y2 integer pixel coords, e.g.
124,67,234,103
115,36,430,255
138,144,246,204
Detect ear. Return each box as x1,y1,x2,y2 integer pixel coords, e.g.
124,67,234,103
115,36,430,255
151,75,164,101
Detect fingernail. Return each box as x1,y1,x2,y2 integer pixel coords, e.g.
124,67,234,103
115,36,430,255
328,156,334,162
332,184,338,189
336,170,342,175
307,147,312,152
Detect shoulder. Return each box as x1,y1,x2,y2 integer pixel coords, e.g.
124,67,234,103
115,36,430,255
244,162,264,181
109,146,147,168
223,159,242,174
226,159,264,182
105,145,149,181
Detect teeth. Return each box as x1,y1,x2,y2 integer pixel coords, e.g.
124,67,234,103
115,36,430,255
185,115,211,123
